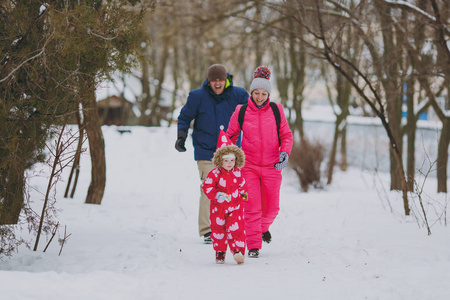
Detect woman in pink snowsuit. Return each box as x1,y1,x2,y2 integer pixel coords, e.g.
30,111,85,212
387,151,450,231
202,129,248,264
226,66,293,258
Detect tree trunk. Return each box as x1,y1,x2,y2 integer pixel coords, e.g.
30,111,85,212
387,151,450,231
139,52,151,126
385,67,402,187
340,126,348,171
432,0,450,193
405,121,416,192
327,52,350,184
387,95,403,191
377,2,403,190
335,49,351,174
148,37,170,126
0,162,25,225
168,46,180,127
327,116,341,184
290,25,306,140
405,78,416,191
386,92,403,192
437,119,450,193
83,81,106,204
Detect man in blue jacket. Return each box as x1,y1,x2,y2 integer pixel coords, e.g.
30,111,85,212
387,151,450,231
175,64,248,243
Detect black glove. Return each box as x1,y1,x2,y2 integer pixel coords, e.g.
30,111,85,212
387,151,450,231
274,151,289,170
175,130,187,152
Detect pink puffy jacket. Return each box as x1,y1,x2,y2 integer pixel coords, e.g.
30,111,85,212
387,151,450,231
227,97,293,167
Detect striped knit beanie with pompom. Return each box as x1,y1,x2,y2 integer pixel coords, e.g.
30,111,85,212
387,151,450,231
249,66,271,94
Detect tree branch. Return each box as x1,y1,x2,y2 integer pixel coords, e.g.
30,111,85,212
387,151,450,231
0,31,54,83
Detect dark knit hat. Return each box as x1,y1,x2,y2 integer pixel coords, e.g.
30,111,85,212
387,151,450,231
250,66,271,94
207,64,227,82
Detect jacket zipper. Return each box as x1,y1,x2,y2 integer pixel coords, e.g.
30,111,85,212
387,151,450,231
259,108,264,166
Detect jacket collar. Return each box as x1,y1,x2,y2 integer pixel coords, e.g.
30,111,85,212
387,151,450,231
248,96,271,110
218,166,237,174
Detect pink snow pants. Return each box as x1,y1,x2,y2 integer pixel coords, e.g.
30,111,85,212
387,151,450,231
210,202,246,255
243,164,282,250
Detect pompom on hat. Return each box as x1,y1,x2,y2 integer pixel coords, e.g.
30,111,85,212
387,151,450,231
207,64,227,82
249,65,271,94
212,125,245,168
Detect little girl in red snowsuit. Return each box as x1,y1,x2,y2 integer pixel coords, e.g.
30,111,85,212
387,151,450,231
202,128,247,264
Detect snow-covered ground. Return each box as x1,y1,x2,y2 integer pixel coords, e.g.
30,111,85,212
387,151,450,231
1,125,449,300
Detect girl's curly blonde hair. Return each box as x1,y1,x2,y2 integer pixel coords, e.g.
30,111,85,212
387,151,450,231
212,145,245,169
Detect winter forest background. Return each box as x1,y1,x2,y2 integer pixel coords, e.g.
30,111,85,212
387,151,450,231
1,1,450,299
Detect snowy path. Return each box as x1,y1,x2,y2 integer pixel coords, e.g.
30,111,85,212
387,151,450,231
0,126,449,300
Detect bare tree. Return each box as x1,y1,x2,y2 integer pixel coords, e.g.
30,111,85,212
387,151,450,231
289,0,412,214
320,9,361,184
384,0,450,192
34,125,81,251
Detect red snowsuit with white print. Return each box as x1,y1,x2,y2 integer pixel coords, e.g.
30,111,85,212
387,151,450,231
226,97,293,250
202,167,247,255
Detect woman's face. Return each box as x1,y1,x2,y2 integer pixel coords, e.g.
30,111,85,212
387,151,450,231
251,88,269,105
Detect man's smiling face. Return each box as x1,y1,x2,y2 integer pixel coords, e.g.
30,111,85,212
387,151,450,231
210,79,226,95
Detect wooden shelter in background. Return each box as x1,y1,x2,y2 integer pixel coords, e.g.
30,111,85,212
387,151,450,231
97,95,135,125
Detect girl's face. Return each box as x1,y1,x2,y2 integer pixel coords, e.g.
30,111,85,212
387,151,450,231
251,88,269,106
222,157,236,171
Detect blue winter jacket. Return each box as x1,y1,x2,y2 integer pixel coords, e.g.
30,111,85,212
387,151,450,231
177,74,248,161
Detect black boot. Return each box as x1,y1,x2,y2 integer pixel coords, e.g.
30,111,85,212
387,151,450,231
203,232,212,244
248,248,259,258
